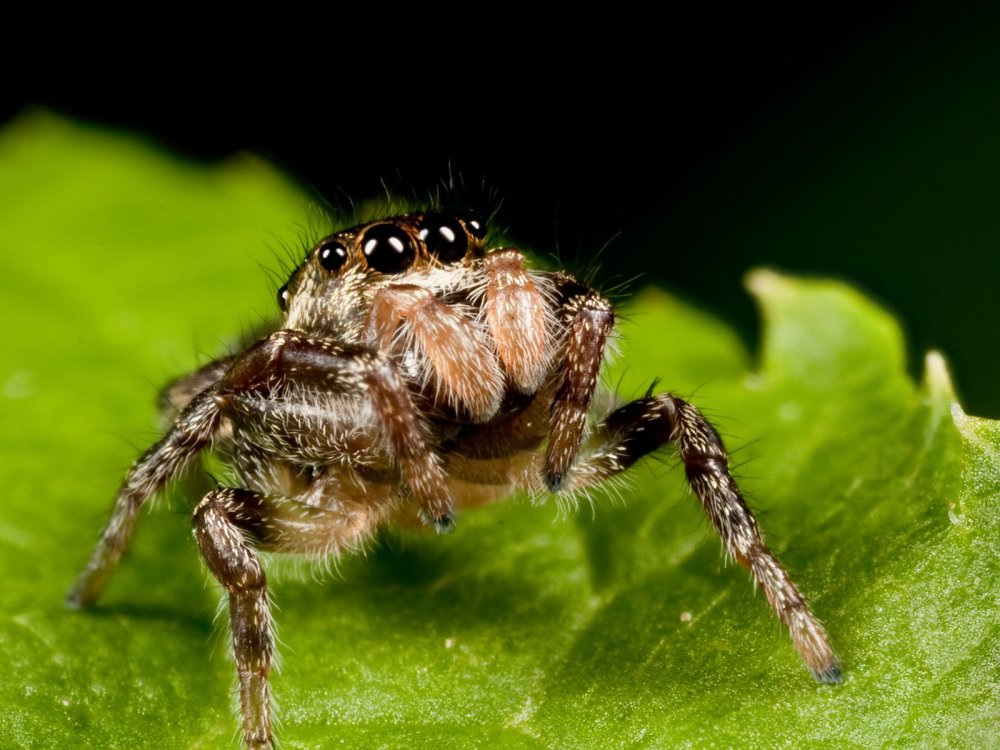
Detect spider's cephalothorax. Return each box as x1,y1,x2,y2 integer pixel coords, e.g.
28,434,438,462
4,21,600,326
69,212,841,750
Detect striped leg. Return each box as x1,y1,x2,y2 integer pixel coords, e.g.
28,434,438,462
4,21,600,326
68,390,223,607
568,394,841,683
221,331,454,531
193,485,386,750
194,488,274,750
543,276,615,491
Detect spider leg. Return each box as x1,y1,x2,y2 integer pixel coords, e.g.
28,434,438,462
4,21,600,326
194,483,385,750
157,354,235,422
543,275,615,492
368,284,504,421
222,330,455,531
68,389,224,607
193,488,274,750
568,394,841,683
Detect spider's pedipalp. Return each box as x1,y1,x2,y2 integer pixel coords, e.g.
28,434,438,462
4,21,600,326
480,249,556,394
367,284,504,422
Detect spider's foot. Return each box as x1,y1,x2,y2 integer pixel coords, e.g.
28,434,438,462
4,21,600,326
65,573,100,610
544,471,566,494
810,661,843,685
433,512,456,534
65,589,84,610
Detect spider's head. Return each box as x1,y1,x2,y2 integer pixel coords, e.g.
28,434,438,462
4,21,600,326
277,212,487,339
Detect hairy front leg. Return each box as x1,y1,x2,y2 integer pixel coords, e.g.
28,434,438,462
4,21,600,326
543,275,615,491
567,394,841,682
223,331,455,530
68,390,223,607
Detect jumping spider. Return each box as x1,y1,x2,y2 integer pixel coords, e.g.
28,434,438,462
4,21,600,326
69,211,841,749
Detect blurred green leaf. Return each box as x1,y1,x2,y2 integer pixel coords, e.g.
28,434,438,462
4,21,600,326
0,114,995,749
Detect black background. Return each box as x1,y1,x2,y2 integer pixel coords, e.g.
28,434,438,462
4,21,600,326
8,6,1000,416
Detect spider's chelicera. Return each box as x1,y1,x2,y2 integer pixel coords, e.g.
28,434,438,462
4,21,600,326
69,212,841,749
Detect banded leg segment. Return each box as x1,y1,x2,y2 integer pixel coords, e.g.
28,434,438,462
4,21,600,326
222,331,454,531
543,276,615,491
193,489,273,750
68,390,223,607
570,394,841,682
193,485,386,750
157,354,235,422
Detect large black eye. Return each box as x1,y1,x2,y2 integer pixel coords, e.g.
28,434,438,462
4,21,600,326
317,239,348,271
277,282,290,312
361,224,415,273
418,213,468,263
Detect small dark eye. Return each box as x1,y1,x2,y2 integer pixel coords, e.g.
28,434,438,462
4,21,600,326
277,283,290,312
317,239,348,272
418,213,468,263
465,214,487,239
361,224,415,273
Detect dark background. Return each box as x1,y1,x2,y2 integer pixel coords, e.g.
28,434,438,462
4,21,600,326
8,6,1000,416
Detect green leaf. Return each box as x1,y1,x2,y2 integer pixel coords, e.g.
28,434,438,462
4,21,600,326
1,113,996,749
